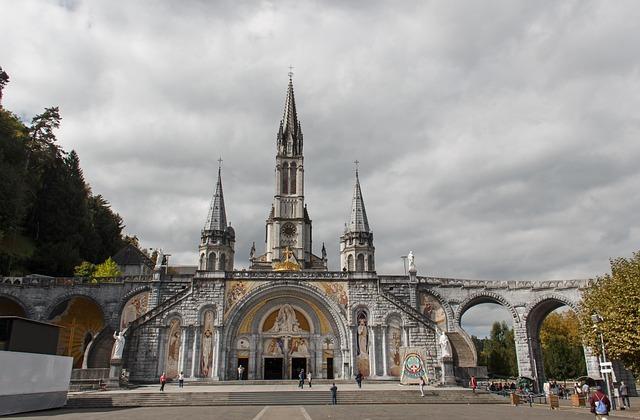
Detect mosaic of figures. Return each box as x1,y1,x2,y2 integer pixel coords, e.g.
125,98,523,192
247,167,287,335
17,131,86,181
165,318,181,378
200,309,215,377
224,280,349,319
387,317,403,377
419,293,447,329
120,291,150,330
356,309,370,377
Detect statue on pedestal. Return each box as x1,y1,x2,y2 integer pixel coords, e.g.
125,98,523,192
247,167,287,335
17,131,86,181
438,329,452,359
408,251,416,272
112,327,128,360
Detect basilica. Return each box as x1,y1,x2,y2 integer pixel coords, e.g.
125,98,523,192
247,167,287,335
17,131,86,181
1,76,615,390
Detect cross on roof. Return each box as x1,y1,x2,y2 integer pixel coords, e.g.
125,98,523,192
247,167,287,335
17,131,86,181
288,65,294,79
354,160,360,173
218,157,223,168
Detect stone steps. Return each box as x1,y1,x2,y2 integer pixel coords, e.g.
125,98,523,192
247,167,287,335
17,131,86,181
67,390,507,408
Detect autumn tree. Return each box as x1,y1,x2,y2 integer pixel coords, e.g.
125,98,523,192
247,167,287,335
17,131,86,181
93,257,122,278
578,251,640,376
539,311,586,379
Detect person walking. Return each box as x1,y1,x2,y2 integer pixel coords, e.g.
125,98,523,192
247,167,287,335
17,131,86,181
582,382,590,396
470,376,477,394
330,382,338,405
178,371,184,389
419,376,426,397
298,368,305,389
589,385,611,420
619,381,630,408
355,371,363,389
307,370,312,388
237,364,245,380
159,372,166,392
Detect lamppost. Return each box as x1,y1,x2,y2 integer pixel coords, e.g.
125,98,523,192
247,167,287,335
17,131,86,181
591,313,616,410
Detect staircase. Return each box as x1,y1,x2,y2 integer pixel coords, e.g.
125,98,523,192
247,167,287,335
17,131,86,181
379,289,437,329
128,285,192,329
67,389,506,408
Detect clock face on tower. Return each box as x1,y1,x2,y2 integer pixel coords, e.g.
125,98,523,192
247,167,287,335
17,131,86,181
281,222,297,238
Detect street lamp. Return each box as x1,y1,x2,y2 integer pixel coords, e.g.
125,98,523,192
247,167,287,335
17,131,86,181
591,313,616,410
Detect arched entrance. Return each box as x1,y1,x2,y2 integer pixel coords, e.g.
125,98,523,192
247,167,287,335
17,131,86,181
47,296,105,368
223,283,348,380
0,296,27,317
525,296,585,386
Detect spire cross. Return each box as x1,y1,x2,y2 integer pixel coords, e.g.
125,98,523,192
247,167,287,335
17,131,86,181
354,160,360,174
288,65,294,79
217,157,223,169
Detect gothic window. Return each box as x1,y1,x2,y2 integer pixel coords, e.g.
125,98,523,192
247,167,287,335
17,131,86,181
290,162,297,194
356,254,365,272
368,255,374,272
347,254,354,271
218,253,226,271
282,162,289,195
207,252,217,271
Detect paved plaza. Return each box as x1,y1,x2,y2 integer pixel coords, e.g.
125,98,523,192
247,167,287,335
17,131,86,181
6,403,640,420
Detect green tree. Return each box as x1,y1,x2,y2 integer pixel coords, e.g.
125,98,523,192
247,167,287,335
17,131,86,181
73,261,96,277
0,66,8,105
93,257,121,278
578,251,640,376
539,311,586,380
481,321,518,377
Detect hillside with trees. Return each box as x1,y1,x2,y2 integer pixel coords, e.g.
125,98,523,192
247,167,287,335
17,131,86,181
0,66,126,276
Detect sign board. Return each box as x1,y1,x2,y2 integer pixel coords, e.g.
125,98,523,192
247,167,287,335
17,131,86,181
599,361,612,368
600,368,613,374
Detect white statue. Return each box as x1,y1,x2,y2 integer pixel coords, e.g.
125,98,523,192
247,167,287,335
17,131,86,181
438,329,452,359
112,327,128,360
154,249,164,270
408,251,416,271
268,304,300,333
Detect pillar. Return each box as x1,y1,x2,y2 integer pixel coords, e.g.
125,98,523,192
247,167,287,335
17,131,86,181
381,326,388,376
178,327,187,374
213,327,221,379
191,326,199,378
370,326,376,377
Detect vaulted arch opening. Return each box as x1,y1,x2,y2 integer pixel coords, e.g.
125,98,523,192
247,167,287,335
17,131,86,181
47,296,106,368
0,296,27,317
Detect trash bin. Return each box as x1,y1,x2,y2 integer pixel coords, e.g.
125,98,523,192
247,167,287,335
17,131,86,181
510,393,520,406
549,394,559,410
570,393,585,407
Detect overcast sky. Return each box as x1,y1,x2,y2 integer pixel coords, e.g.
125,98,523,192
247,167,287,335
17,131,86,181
2,1,639,336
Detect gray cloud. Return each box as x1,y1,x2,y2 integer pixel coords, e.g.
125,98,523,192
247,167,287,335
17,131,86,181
2,0,639,298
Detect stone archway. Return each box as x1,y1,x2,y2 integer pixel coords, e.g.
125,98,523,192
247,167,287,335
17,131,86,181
0,295,28,317
223,282,349,380
523,295,584,386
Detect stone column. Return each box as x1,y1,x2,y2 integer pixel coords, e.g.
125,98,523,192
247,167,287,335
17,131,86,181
248,334,256,380
403,326,409,347
191,326,199,378
369,326,376,377
178,327,187,374
212,327,221,379
381,326,388,377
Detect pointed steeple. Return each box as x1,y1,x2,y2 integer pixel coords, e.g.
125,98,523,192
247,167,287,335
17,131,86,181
277,72,303,157
204,161,227,231
348,166,370,233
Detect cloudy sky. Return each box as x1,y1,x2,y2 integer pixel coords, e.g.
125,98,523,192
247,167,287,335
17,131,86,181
2,1,639,336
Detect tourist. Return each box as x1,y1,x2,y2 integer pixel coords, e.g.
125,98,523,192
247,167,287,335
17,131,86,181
159,372,166,392
238,364,245,380
620,381,630,408
355,371,363,388
307,370,312,388
470,376,477,394
589,385,611,419
574,382,582,396
582,382,590,396
178,371,184,388
330,382,338,405
420,376,426,397
299,368,305,389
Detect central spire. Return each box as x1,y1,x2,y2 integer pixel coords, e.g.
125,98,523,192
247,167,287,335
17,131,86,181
204,161,227,231
349,166,370,233
277,73,303,157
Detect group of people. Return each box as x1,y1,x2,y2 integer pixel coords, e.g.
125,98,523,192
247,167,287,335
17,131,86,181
297,369,313,388
488,381,517,393
158,371,184,391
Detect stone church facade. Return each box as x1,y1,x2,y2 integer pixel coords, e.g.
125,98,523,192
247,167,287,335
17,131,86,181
0,76,635,392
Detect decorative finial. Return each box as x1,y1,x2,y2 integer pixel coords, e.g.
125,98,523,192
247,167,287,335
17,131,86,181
354,159,360,176
288,65,294,80
217,156,223,169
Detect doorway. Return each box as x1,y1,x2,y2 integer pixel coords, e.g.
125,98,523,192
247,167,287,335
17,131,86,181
264,358,283,380
237,357,249,380
326,357,334,379
291,357,307,379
